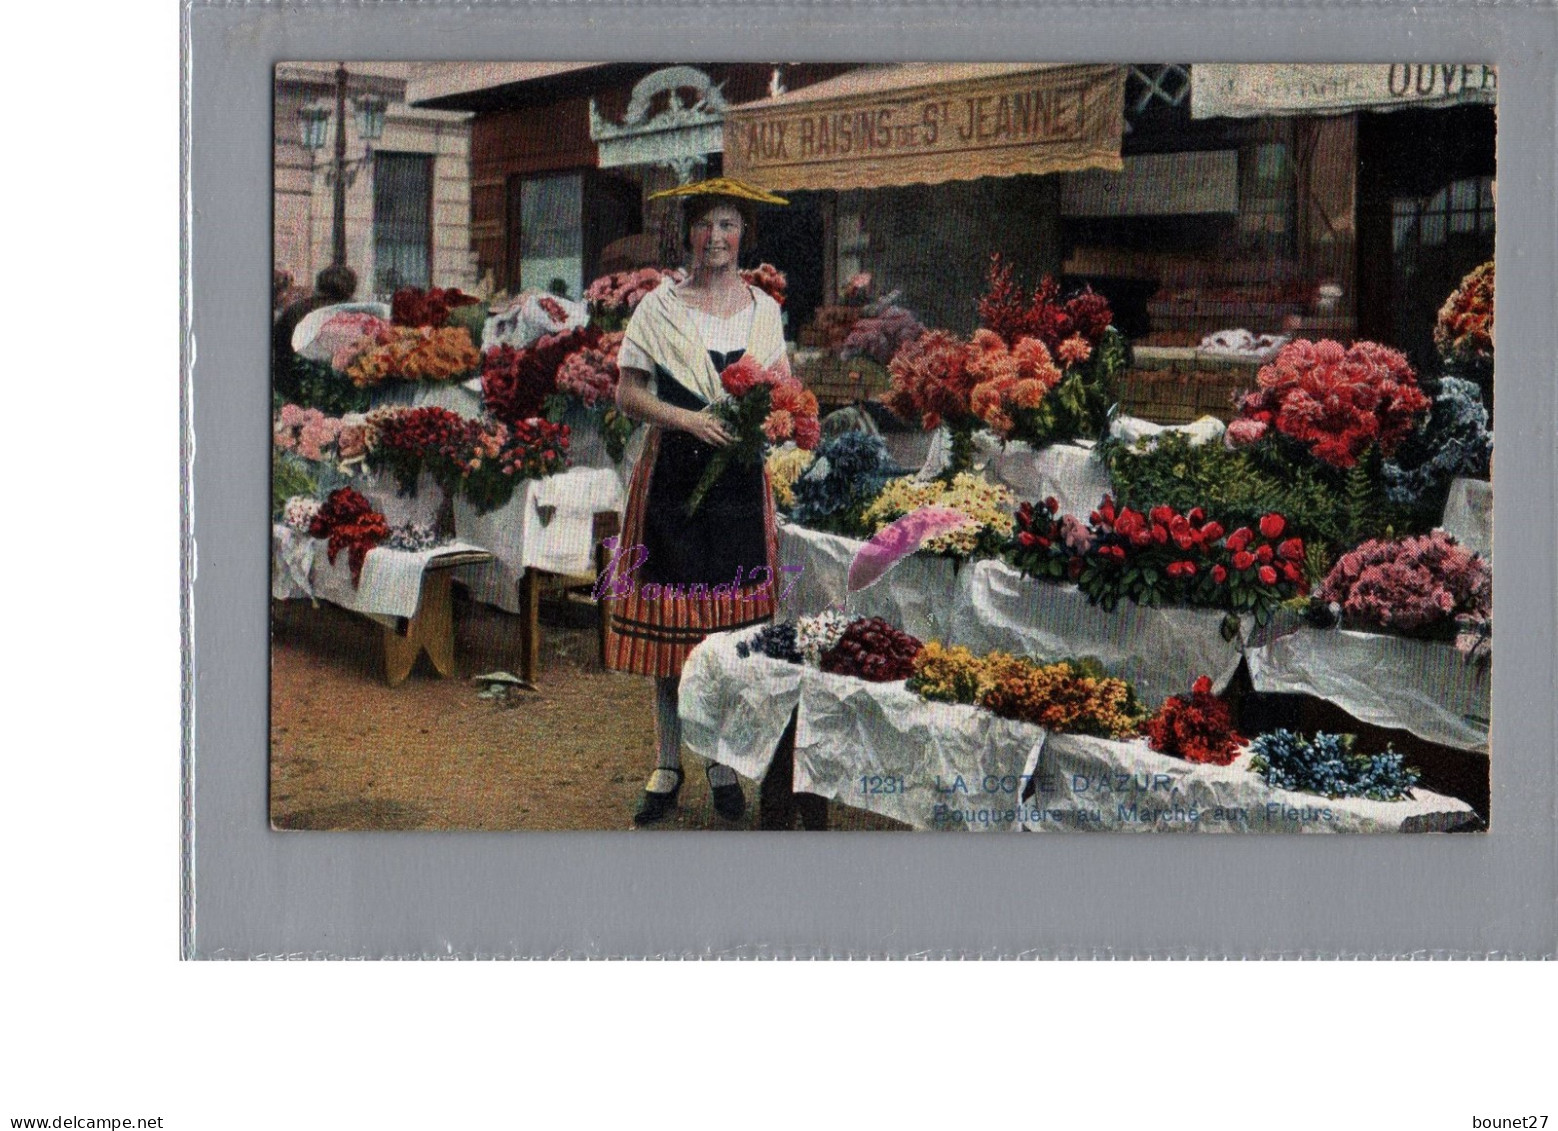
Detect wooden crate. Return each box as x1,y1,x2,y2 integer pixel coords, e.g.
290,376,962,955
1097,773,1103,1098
1118,348,1262,425
796,354,891,408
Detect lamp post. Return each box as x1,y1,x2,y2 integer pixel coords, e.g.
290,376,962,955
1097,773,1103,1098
296,64,389,271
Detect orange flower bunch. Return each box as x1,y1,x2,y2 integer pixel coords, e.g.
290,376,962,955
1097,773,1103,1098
345,325,481,387
978,656,1143,738
1433,260,1494,367
965,329,1064,438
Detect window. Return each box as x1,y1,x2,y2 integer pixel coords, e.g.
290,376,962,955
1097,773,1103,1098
372,152,433,294
517,173,583,299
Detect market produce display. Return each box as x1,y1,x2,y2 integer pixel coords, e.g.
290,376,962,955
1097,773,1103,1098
1141,675,1242,766
1313,531,1489,640
1247,730,1421,802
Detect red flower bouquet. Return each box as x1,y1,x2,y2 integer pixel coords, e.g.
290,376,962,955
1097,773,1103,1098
364,405,478,493
1228,339,1431,470
882,329,980,433
1142,675,1243,765
977,255,1114,355
308,487,391,585
456,416,571,514
1004,494,1308,623
741,263,788,307
965,329,1065,442
685,357,820,516
481,327,598,428
819,617,924,682
391,286,482,329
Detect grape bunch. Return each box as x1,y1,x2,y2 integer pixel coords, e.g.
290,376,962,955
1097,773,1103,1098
735,622,802,664
820,617,924,682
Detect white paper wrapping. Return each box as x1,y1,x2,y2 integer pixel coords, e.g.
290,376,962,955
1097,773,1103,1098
1026,733,1478,833
411,379,485,420
1245,626,1490,751
453,468,626,613
679,632,803,784
776,522,960,641
982,441,1112,518
1108,413,1227,450
271,524,315,600
950,559,1248,709
793,667,1046,831
1439,476,1493,564
357,470,448,530
271,525,487,619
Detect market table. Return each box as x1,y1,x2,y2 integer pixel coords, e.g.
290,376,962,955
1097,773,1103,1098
453,467,627,682
1025,732,1477,833
270,525,493,686
678,628,1478,833
1243,622,1490,752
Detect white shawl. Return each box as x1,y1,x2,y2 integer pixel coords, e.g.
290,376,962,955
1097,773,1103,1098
621,280,788,405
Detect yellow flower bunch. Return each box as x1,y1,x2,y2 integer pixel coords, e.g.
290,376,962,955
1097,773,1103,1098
765,445,817,510
908,641,1007,704
346,326,481,387
861,473,1015,556
979,657,1142,738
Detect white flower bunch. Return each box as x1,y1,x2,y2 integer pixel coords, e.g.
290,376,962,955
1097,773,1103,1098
796,609,851,667
282,495,322,532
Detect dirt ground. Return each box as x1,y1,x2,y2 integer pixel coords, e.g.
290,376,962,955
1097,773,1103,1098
269,590,903,832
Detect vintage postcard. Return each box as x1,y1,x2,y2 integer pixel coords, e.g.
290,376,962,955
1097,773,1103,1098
269,61,1494,833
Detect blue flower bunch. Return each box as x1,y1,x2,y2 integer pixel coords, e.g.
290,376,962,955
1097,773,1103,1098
1382,376,1492,509
1248,730,1421,801
735,621,802,663
788,431,903,536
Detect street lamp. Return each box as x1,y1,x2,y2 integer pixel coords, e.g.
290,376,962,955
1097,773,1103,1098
294,64,389,268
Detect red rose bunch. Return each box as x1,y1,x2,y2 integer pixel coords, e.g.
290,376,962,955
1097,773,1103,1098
482,327,599,428
456,416,572,514
308,487,390,585
365,405,478,493
1003,494,1307,621
1228,339,1431,469
882,329,980,432
741,263,788,307
1433,260,1494,368
819,617,924,682
1316,531,1489,635
977,255,1114,355
391,286,481,329
1142,675,1243,766
687,358,820,515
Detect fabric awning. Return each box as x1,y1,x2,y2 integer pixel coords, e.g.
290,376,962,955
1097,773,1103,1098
723,63,1125,192
1191,63,1497,119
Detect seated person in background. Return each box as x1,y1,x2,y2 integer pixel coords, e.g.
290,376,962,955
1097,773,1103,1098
272,265,359,382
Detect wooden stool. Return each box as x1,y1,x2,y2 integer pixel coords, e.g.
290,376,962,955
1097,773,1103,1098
381,551,492,687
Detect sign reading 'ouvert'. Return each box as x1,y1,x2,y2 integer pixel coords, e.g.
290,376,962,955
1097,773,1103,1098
723,64,1125,192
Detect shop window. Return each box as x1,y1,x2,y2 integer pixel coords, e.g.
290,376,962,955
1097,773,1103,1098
372,152,433,295
1393,176,1494,251
509,172,584,299
1238,141,1296,256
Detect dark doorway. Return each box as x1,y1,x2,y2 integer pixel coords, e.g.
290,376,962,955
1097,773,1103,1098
753,191,826,337
1357,106,1495,371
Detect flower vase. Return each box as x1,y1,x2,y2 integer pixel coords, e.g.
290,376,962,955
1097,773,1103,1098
359,469,448,531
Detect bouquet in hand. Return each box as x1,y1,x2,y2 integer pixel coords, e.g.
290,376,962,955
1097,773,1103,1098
685,357,820,516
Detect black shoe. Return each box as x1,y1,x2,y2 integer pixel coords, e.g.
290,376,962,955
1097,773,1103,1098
633,768,683,827
711,781,747,822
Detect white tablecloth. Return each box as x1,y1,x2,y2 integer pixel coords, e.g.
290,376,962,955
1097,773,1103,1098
270,524,486,620
776,521,960,641
1439,476,1493,564
950,559,1248,709
1026,733,1477,833
981,441,1111,519
453,467,626,613
1245,625,1490,752
679,632,803,784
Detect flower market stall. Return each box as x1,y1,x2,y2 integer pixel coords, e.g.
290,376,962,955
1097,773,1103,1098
675,256,1497,828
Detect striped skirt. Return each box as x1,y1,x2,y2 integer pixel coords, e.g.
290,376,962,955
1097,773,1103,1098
603,428,779,678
